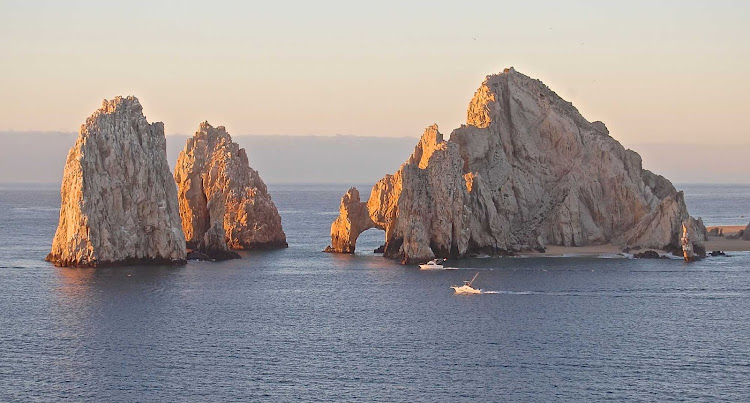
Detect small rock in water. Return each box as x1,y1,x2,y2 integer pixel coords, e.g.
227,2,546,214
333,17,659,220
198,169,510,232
633,250,665,259
187,250,212,261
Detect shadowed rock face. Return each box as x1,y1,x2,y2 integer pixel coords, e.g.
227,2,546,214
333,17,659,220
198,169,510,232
46,96,187,267
326,68,706,264
174,122,287,255
743,222,750,241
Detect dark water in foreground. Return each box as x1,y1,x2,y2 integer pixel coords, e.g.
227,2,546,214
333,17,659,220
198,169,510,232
1,184,750,401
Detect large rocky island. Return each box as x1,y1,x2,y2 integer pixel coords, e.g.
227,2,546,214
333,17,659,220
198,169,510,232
326,68,706,263
174,122,287,259
47,96,187,267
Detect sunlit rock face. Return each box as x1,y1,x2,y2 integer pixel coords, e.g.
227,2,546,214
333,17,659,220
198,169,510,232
326,68,706,263
46,96,187,267
174,122,287,254
325,187,376,253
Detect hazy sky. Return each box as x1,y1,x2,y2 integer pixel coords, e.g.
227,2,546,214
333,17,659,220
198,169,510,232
1,0,748,149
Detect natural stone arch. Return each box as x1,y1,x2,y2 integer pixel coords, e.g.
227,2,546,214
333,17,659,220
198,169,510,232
325,187,381,253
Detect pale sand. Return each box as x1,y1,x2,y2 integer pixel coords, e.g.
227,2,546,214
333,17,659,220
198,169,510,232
519,244,626,257
706,225,745,234
705,237,750,252
704,225,750,251
542,244,623,256
518,225,750,257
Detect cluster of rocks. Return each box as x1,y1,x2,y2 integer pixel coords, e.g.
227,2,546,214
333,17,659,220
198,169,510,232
325,68,707,264
46,69,715,268
47,96,286,267
631,224,709,261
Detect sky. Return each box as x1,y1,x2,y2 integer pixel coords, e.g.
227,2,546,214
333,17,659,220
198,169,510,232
1,0,749,149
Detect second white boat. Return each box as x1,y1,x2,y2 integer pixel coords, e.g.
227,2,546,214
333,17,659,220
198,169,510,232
419,259,445,270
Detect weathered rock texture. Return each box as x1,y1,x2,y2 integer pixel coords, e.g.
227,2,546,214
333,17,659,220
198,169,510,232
682,222,697,262
174,122,287,257
326,68,706,263
47,96,187,267
743,221,750,241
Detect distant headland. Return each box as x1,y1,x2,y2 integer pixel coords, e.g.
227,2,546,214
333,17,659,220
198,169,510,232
325,68,708,264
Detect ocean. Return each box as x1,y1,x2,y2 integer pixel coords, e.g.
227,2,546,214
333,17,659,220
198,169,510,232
1,183,749,401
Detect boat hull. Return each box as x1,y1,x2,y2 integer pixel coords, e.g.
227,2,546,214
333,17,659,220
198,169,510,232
451,285,481,294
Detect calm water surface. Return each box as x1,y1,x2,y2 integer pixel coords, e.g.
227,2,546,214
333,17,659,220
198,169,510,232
1,183,749,401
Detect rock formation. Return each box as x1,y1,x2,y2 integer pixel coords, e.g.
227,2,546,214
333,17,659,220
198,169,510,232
681,222,697,262
174,122,286,258
324,187,375,253
743,221,750,241
47,96,187,267
326,68,706,263
633,250,666,259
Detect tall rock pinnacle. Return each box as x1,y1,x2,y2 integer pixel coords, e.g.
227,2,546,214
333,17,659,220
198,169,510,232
174,122,287,257
46,96,187,267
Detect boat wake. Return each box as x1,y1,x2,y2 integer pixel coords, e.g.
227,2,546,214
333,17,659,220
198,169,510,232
482,290,537,295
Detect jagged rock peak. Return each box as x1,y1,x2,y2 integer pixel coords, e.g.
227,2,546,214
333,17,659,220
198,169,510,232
407,124,445,169
326,68,706,264
47,95,187,267
174,121,287,257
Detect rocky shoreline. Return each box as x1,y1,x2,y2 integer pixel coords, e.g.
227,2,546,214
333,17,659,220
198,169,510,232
325,68,706,264
46,71,747,268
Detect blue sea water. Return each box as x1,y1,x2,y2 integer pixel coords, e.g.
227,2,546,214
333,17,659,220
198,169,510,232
679,183,750,226
1,183,750,401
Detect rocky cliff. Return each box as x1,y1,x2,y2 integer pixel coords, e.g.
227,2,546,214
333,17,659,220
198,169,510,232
326,68,706,263
174,122,287,256
47,96,187,267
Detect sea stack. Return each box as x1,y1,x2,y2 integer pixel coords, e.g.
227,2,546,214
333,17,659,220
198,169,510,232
174,122,287,259
326,68,706,263
46,96,187,267
681,222,697,262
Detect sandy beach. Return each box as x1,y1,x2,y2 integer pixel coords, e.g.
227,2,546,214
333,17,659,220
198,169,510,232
707,225,746,234
540,244,624,256
524,225,750,257
704,225,750,251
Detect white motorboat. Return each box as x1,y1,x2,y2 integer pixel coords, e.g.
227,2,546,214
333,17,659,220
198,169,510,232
451,273,482,294
419,259,445,270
